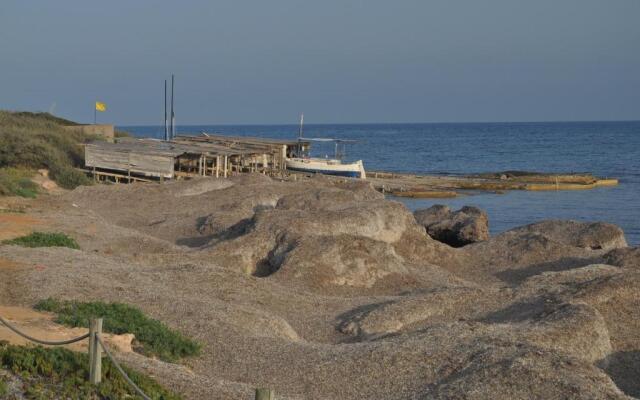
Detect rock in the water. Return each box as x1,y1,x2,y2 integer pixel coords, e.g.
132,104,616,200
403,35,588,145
414,205,490,247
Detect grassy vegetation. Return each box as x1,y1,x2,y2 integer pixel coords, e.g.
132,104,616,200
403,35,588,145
0,342,181,399
35,299,201,362
3,232,80,249
0,376,7,397
0,168,39,198
0,110,93,190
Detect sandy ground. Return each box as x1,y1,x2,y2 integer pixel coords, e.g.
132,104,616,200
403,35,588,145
0,306,134,353
0,174,638,399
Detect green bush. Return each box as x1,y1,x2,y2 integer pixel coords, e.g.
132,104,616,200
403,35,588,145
0,376,7,396
0,168,39,198
3,232,80,249
0,110,95,190
35,299,201,362
49,165,91,189
0,343,181,399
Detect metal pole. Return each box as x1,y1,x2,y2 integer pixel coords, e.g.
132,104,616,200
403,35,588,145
298,113,304,138
164,80,168,141
170,74,175,139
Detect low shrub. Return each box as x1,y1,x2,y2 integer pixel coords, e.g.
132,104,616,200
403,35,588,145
0,343,181,399
0,376,7,396
0,110,95,190
0,168,39,198
3,232,80,249
49,165,91,189
35,299,201,362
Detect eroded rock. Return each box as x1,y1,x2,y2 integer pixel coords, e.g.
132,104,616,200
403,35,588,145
508,220,627,250
414,205,489,247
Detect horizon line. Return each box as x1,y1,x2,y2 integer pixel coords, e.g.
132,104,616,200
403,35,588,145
117,118,640,127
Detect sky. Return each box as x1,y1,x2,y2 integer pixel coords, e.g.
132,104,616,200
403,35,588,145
1,0,639,125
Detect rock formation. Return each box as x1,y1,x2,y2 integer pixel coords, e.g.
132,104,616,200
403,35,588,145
414,205,490,247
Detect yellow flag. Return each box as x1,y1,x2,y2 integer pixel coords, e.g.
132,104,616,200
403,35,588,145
95,102,107,112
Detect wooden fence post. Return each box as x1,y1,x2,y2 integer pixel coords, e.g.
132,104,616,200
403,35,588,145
255,388,275,400
89,318,103,385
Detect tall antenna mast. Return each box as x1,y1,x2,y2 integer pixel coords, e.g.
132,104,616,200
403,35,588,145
164,80,168,141
298,113,304,138
170,74,175,139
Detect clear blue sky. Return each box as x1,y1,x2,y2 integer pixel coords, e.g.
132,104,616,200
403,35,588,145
1,0,639,125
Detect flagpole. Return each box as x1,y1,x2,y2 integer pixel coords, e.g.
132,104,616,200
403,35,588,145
94,104,97,125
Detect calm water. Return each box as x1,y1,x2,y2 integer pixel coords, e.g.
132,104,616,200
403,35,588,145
121,122,640,245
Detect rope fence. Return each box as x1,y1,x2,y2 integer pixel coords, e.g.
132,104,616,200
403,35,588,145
0,314,153,399
97,335,152,400
0,315,89,346
1,312,278,399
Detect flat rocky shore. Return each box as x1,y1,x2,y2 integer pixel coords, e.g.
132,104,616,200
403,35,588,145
0,174,638,399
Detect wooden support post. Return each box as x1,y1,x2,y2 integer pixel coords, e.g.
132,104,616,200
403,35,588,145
224,155,228,178
216,156,220,178
89,318,103,385
255,388,275,400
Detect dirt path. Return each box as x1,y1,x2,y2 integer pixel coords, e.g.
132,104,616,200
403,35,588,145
0,305,134,353
0,213,43,241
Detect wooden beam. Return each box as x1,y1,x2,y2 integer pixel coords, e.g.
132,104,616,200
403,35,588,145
89,318,103,385
255,389,275,400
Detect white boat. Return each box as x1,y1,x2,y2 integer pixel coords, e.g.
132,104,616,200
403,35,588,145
286,113,366,179
286,157,366,179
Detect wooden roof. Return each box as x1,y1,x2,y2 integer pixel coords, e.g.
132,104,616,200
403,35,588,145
87,137,274,158
175,134,309,148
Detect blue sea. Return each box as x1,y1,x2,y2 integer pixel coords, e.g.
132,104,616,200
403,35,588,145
120,122,640,245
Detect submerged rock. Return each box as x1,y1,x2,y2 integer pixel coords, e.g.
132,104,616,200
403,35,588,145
414,205,490,247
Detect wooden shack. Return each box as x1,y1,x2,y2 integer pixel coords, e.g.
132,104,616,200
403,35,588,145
84,135,310,182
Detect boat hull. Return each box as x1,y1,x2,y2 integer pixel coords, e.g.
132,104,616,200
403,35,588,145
286,158,366,179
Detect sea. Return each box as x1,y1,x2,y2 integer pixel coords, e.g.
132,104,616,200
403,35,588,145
120,121,640,245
